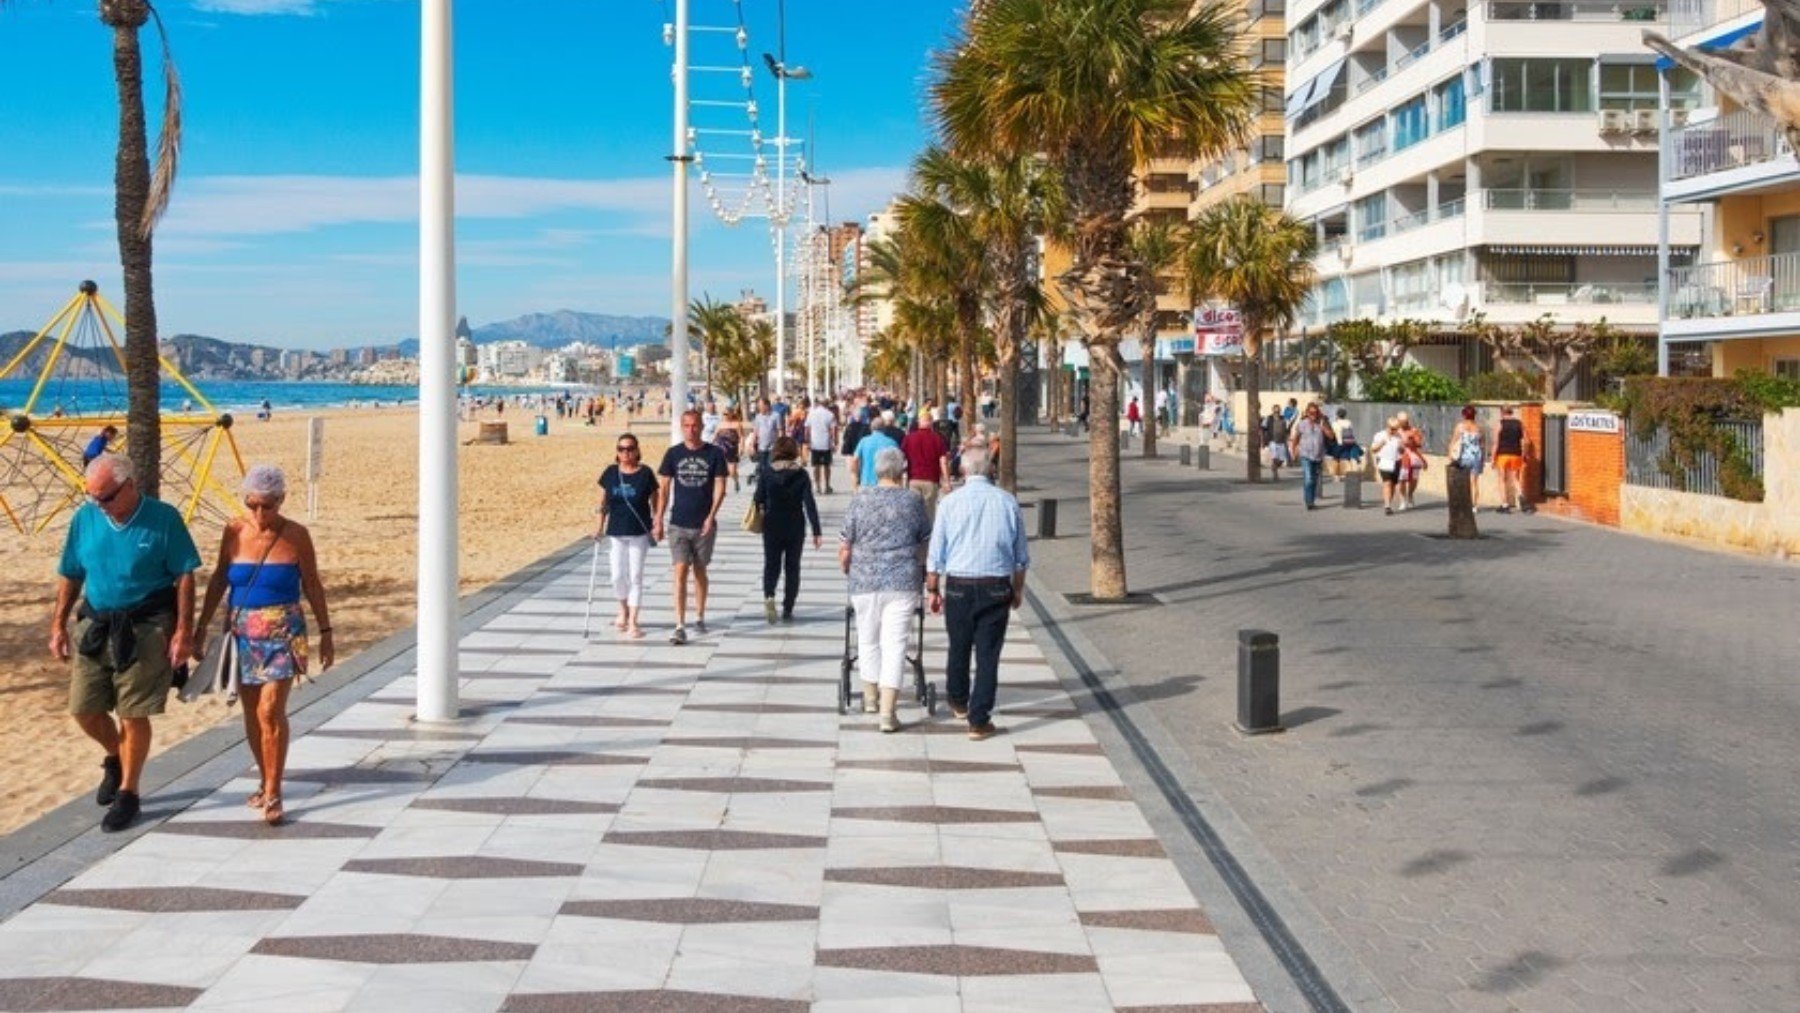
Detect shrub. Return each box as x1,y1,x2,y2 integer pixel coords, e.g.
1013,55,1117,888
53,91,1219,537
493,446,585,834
1618,376,1764,502
1363,365,1467,403
1466,369,1542,402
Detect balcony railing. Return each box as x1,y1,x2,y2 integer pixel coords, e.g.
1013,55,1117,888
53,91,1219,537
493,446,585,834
1667,251,1800,319
1480,188,1660,211
1483,281,1658,305
1667,109,1794,183
1669,0,1764,39
1387,196,1470,236
1438,196,1467,219
1485,0,1666,20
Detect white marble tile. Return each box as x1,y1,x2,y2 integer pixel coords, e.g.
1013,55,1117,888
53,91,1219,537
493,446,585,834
959,972,1115,1012
1096,947,1258,1006
188,954,379,1012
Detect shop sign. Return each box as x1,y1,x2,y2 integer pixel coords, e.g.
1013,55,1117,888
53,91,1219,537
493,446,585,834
1567,410,1621,434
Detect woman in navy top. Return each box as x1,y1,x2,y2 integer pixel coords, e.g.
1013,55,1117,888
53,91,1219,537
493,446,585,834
195,465,332,826
595,432,659,638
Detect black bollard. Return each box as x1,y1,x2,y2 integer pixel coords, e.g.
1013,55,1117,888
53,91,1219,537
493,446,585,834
1235,630,1283,735
1179,444,1192,467
1120,430,1131,452
1037,498,1057,539
1195,444,1211,471
1342,472,1363,509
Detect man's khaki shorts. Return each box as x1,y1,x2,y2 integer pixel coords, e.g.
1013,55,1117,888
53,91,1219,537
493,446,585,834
69,618,174,719
666,524,716,568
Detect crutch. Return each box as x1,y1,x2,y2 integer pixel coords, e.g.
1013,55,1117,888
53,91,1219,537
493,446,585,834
581,538,603,639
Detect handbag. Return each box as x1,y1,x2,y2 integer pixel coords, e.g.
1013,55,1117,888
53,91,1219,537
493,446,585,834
181,521,283,705
742,497,764,534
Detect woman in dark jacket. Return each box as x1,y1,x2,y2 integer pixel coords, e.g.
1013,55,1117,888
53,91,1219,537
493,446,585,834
754,436,822,622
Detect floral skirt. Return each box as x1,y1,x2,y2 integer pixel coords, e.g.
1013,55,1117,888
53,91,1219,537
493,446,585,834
232,603,308,686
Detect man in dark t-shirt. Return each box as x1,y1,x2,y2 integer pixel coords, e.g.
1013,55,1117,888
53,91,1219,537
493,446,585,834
655,410,727,644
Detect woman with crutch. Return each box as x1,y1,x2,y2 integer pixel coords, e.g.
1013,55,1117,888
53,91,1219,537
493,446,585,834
593,432,657,638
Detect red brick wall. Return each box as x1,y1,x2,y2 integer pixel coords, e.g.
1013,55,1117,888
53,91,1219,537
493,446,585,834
1534,414,1625,527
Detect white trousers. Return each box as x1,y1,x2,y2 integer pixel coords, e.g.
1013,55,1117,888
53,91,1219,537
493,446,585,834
853,590,919,691
608,535,650,607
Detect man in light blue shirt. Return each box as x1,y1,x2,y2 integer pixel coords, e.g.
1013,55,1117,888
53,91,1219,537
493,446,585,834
851,415,901,491
926,444,1029,740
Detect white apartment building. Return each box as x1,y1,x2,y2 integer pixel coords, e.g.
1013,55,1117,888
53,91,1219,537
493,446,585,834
476,339,541,381
1284,0,1704,364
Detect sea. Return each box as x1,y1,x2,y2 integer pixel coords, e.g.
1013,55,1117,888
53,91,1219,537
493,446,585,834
0,378,600,418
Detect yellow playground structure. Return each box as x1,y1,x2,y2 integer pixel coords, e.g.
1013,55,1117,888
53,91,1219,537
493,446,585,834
0,281,245,536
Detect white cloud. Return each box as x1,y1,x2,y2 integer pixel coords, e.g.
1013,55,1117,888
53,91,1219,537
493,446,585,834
808,165,911,222
187,0,322,14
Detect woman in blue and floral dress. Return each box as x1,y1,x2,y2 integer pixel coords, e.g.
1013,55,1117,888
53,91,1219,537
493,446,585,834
838,447,933,732
195,465,333,825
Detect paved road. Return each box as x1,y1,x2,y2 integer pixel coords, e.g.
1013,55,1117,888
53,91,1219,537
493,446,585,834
1017,426,1800,1012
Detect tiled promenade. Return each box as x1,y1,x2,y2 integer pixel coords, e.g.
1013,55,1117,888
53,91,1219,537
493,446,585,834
0,493,1260,1012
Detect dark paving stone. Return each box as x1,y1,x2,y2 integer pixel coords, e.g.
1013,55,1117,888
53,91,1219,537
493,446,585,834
504,715,669,729
1052,838,1168,858
999,707,1081,720
503,991,807,1013
343,856,585,879
634,777,831,794
1012,742,1105,755
1033,785,1134,801
697,674,824,685
308,727,484,742
0,977,204,1011
286,766,437,784
603,829,826,850
565,659,707,671
661,736,835,750
153,819,381,840
410,797,620,815
560,897,819,923
252,933,535,963
46,886,304,913
461,750,647,767
363,697,523,715
836,758,1020,773
832,806,1039,825
817,944,1097,976
710,652,842,661
1079,907,1215,934
824,867,1064,889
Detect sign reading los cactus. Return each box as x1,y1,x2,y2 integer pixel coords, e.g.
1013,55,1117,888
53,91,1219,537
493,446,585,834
1568,410,1622,434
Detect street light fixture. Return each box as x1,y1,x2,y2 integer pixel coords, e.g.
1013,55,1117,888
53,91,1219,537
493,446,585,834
764,51,810,397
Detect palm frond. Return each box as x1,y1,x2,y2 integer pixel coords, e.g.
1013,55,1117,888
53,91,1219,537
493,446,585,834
140,2,182,239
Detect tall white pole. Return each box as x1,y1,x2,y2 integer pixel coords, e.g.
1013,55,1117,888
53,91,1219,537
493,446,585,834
670,0,691,438
804,185,817,397
773,72,788,397
417,0,459,723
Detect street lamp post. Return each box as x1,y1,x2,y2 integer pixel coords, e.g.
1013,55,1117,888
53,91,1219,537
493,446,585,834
764,52,809,398
669,0,692,440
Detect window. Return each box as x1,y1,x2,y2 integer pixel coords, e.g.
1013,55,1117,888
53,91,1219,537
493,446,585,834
1263,87,1285,114
1322,135,1351,177
1770,215,1800,255
1355,193,1388,242
1598,62,1664,112
1260,135,1286,162
1491,58,1593,113
1435,75,1466,131
1775,359,1800,381
1293,18,1320,58
1252,38,1287,69
1249,0,1286,18
1391,95,1429,151
1320,0,1349,31
1258,184,1286,206
1354,118,1387,166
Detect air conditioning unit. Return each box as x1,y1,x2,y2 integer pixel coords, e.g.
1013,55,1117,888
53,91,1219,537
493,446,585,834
1335,166,1355,185
1670,108,1690,127
1632,109,1659,133
1333,22,1354,42
1337,244,1355,263
1598,109,1630,135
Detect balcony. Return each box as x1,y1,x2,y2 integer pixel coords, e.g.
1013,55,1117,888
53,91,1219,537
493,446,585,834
1667,251,1800,323
1481,188,1659,211
1664,110,1798,201
1485,0,1667,20
1668,0,1763,38
1483,281,1658,306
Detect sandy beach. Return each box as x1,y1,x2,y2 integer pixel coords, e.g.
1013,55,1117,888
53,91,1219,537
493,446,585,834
0,403,674,834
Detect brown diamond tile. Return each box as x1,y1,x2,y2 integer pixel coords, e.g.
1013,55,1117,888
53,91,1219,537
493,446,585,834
1013,742,1105,756
343,856,584,879
503,992,807,1013
505,715,669,729
836,758,1020,774
1117,1005,1264,1013
1080,908,1215,934
1053,838,1168,858
308,727,484,742
46,887,304,913
662,736,834,750
699,674,822,685
560,897,818,922
825,867,1064,889
0,977,203,1011
683,703,825,714
635,777,830,793
251,933,535,963
817,944,1096,976
603,829,825,850
153,819,381,840
411,797,619,816
832,806,1038,824
547,685,689,698
462,750,647,767
287,766,436,785
565,659,706,671
1033,785,1134,801
1000,707,1080,720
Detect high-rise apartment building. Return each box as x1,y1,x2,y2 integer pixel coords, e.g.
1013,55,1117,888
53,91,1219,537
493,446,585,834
1656,1,1800,379
1283,0,1703,381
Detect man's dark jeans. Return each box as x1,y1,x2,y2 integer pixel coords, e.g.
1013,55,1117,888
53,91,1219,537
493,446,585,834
944,577,1012,727
761,531,804,612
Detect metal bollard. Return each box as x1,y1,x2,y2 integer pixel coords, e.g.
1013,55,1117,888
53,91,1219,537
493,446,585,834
1120,430,1131,451
1037,498,1057,539
1342,473,1363,509
1064,422,1077,438
1195,444,1210,471
1179,444,1192,467
1234,630,1283,735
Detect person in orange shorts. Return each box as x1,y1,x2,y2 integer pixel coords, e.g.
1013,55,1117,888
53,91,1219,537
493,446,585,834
1491,404,1533,513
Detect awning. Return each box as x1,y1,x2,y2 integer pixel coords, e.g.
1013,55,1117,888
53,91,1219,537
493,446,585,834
1486,244,1697,256
1287,60,1346,120
1655,19,1760,70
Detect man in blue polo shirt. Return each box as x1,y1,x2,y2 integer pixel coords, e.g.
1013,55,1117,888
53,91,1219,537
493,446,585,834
50,453,201,833
850,414,901,491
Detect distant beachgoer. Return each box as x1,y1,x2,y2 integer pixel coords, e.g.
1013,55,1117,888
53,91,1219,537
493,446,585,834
716,407,745,492
194,466,333,827
595,432,656,638
82,425,118,468
1288,402,1334,511
1396,411,1424,510
805,398,837,494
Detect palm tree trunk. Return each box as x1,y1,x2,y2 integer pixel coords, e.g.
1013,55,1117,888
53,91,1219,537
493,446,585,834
110,7,161,498
998,351,1019,491
1243,329,1264,484
1140,326,1158,458
1086,343,1128,599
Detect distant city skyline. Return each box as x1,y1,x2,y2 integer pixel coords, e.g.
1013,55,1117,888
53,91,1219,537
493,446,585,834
0,1,954,349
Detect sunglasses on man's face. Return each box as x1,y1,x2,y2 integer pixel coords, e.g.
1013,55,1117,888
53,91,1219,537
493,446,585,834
89,479,131,505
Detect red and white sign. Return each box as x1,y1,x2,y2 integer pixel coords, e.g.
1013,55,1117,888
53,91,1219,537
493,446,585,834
1193,306,1244,356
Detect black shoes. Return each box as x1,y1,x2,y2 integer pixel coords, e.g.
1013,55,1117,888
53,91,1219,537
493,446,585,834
101,790,140,833
96,756,122,807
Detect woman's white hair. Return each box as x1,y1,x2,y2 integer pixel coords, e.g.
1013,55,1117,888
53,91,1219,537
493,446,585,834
874,446,908,482
241,464,287,500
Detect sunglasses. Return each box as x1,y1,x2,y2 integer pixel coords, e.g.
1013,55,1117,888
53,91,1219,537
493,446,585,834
617,445,639,453
89,478,131,505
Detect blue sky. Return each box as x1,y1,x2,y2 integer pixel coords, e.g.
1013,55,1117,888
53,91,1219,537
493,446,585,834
0,0,958,349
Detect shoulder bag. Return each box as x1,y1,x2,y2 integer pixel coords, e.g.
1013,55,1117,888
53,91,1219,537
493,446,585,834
185,522,283,705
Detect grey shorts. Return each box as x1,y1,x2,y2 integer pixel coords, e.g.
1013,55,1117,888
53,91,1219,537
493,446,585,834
666,524,716,568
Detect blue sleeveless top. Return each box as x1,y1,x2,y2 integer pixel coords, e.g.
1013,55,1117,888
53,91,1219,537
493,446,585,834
227,562,302,609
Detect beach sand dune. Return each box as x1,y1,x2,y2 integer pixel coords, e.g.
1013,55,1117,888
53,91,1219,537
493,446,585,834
0,405,673,834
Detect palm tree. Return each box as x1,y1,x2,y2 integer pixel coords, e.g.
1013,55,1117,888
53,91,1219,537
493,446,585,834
896,180,986,412
1128,218,1184,460
935,0,1253,599
1184,196,1318,483
687,294,741,401
852,233,958,403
